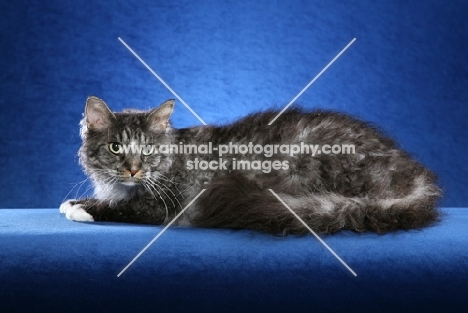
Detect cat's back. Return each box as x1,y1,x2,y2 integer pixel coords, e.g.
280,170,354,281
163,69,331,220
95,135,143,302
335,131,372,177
217,107,397,149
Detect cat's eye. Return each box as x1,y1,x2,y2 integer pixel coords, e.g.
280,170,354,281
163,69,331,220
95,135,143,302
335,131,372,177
109,142,123,155
141,145,155,156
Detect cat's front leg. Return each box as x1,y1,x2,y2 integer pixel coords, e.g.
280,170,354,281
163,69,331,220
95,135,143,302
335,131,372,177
60,199,94,222
59,198,167,225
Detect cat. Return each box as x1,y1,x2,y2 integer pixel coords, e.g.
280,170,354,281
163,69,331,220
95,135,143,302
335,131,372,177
60,96,441,234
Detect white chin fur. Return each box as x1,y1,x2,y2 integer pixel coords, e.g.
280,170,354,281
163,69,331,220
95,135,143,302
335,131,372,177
121,181,137,186
94,182,138,201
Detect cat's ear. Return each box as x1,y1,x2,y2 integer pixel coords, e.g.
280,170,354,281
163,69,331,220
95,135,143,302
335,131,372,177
147,99,174,131
85,96,115,130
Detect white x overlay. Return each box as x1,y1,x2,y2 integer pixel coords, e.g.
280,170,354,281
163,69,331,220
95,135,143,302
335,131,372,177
268,38,356,125
117,189,206,277
268,189,357,276
118,37,207,125
117,37,357,277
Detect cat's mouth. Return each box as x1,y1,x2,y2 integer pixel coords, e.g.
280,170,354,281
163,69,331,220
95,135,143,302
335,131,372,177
118,169,144,186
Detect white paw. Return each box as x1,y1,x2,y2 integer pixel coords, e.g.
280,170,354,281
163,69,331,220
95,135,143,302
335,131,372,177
59,200,94,222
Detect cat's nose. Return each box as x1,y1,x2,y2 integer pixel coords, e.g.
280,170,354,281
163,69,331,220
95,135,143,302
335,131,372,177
130,169,140,177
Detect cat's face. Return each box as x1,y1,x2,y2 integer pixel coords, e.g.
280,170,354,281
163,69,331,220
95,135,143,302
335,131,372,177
79,96,175,188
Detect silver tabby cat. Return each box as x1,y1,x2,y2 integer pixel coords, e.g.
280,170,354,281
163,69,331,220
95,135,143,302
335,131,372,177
60,96,441,234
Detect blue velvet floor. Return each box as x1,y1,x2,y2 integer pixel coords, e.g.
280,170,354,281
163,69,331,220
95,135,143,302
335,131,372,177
1,208,467,312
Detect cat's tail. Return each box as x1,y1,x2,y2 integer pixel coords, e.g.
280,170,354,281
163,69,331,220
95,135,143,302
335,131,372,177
191,173,441,234
277,174,441,234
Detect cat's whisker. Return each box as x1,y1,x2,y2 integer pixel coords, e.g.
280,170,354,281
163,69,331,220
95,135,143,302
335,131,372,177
146,178,176,209
61,178,89,203
147,177,181,210
157,174,187,199
73,179,88,199
92,175,121,198
99,175,117,185
77,184,94,200
143,181,169,221
157,173,185,186
147,176,177,199
142,182,156,199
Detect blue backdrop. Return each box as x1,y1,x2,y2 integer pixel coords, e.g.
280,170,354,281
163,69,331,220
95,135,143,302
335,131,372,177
1,0,467,208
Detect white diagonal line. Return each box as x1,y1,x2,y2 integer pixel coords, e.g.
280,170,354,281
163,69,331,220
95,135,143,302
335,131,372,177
268,189,357,277
268,38,356,125
118,37,207,125
117,189,206,277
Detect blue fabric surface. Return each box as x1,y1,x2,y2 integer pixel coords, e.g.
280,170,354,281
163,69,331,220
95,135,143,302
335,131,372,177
1,208,467,312
0,0,467,208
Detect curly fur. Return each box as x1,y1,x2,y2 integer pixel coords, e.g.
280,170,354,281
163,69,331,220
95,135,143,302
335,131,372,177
63,96,442,235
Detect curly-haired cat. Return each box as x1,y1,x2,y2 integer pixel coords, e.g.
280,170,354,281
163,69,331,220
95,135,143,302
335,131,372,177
60,96,441,234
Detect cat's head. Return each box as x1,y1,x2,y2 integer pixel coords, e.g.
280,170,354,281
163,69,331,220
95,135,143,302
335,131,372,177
79,96,175,191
